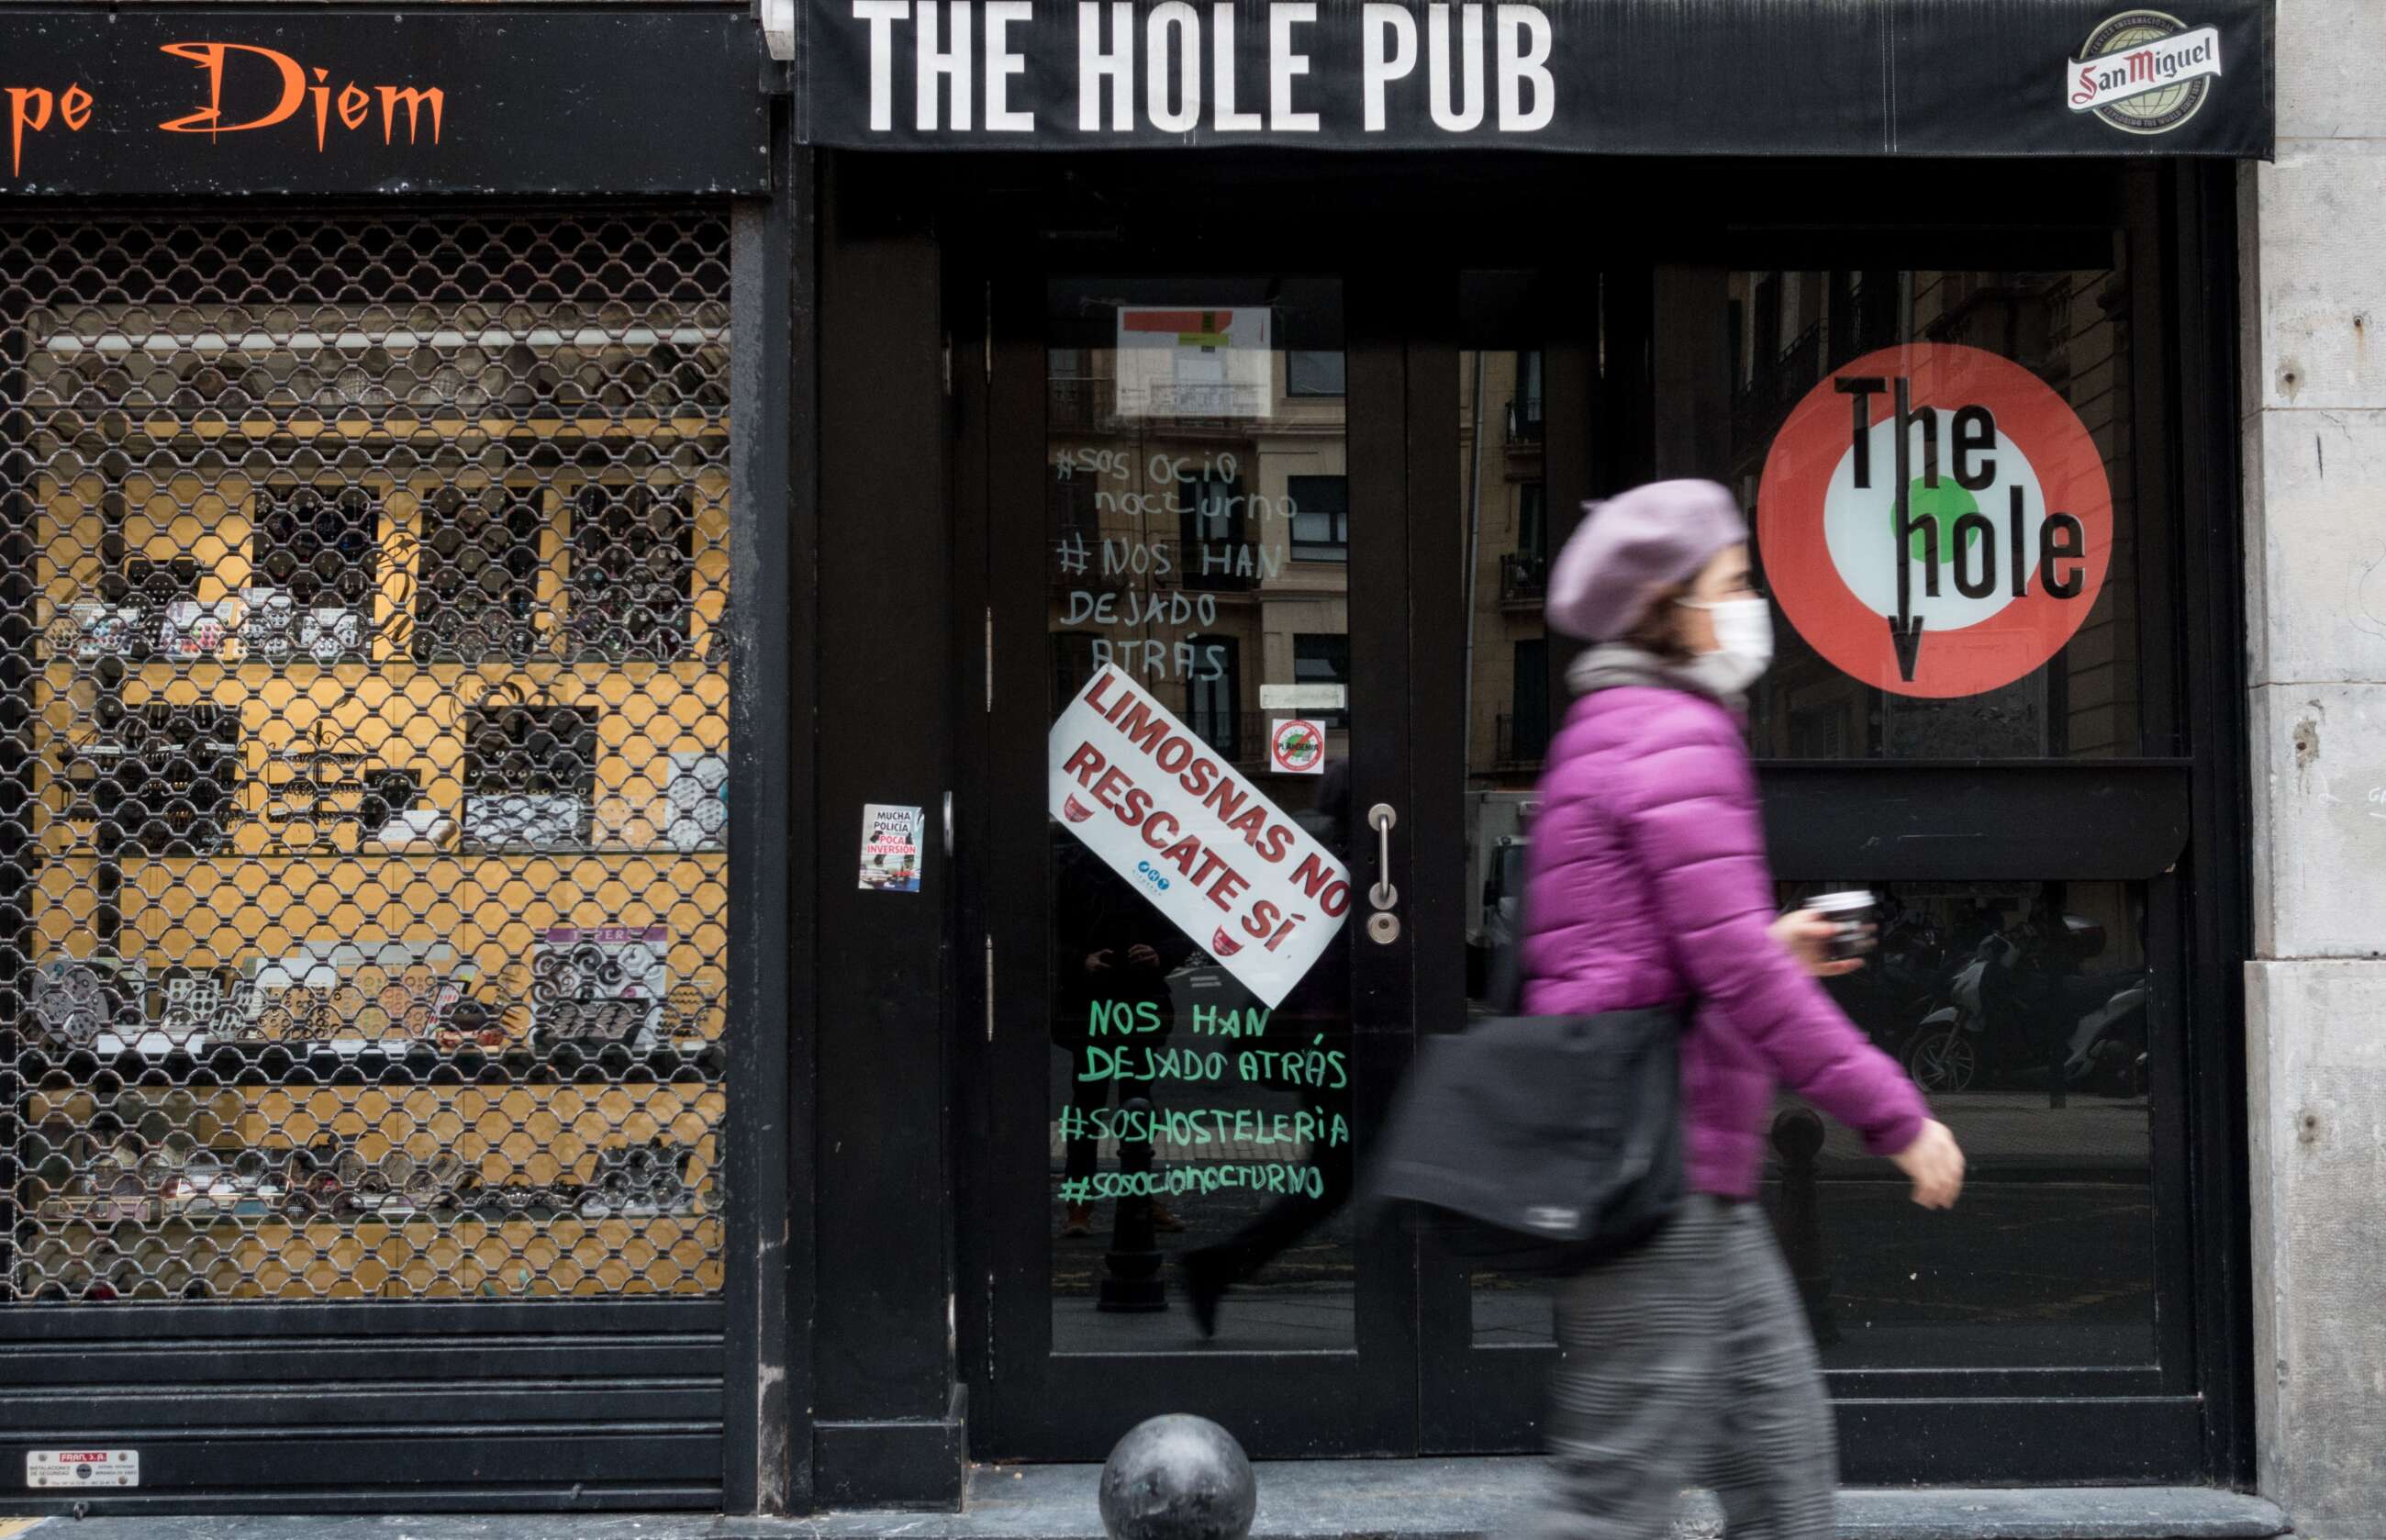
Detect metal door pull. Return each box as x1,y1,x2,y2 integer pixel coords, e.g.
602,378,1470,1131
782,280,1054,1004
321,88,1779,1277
1367,802,1398,910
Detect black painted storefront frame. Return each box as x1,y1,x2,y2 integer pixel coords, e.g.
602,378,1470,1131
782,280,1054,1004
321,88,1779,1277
0,6,812,1517
807,149,2257,1494
0,181,808,1516
0,1,2263,1519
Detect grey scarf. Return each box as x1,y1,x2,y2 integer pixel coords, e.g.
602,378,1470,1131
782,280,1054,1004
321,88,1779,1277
1565,641,1746,718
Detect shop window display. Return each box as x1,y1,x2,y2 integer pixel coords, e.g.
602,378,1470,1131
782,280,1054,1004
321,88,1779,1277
1723,273,2164,1362
6,213,731,1303
1769,878,2157,1368
56,700,242,858
463,702,601,851
1468,272,2167,1369
246,485,379,663
567,483,697,661
413,486,546,664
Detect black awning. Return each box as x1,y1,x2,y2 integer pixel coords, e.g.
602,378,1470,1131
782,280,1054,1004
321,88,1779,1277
801,0,2272,158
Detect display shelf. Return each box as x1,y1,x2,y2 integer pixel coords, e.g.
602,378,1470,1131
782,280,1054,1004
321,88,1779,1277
17,1036,728,1088
33,654,728,680
17,1211,723,1300
76,410,731,451
33,1197,714,1230
28,841,731,863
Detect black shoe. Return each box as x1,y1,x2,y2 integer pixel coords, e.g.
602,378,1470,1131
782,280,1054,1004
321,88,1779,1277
1182,1249,1231,1338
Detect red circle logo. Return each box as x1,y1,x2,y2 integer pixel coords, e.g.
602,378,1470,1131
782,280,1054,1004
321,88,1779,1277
1269,718,1324,775
1757,343,2113,699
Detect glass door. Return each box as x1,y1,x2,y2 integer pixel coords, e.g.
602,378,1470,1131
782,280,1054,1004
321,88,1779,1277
971,269,1422,1458
1411,273,1611,1453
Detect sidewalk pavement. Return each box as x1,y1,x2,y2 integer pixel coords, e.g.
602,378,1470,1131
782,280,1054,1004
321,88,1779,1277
0,1461,2289,1540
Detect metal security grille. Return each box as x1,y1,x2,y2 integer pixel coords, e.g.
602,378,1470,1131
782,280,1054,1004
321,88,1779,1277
0,213,731,1303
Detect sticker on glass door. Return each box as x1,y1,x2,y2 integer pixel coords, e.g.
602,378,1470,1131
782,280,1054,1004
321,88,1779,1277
1052,665,1352,1007
1756,342,2113,698
1115,307,1272,419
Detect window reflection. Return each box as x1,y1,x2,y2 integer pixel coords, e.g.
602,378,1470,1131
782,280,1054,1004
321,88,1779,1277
1766,879,2155,1368
1459,340,1559,1345
1287,474,1350,562
1044,279,1357,1351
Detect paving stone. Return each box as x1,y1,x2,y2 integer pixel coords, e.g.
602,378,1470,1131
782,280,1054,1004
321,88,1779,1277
3,1458,2289,1540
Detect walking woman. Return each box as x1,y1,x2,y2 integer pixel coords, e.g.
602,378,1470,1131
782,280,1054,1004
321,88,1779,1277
1524,480,1967,1540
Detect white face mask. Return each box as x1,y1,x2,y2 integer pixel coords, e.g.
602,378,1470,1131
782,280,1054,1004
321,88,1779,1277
1680,597,1774,696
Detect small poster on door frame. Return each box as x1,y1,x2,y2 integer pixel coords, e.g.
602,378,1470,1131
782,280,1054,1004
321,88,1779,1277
859,803,924,892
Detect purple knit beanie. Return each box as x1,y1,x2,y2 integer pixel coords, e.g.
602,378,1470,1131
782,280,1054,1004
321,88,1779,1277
1544,479,1750,642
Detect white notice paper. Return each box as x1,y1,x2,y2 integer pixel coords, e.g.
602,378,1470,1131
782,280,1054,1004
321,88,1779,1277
1115,306,1273,419
1049,665,1351,1008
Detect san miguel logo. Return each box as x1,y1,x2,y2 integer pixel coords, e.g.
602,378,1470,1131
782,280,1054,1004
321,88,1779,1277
5,42,444,177
1757,344,2113,700
2067,10,2222,135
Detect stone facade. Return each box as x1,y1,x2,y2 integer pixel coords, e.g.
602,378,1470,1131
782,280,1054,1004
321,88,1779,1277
2242,3,2386,1532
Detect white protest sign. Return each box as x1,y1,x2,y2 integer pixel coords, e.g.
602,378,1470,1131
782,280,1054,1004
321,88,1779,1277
1050,665,1351,1008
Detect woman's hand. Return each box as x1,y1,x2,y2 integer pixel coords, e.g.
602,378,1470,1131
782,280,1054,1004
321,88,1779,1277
1769,909,1867,978
1891,1120,1967,1210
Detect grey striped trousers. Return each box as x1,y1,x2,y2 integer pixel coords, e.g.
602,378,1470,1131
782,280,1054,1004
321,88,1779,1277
1532,1195,1836,1540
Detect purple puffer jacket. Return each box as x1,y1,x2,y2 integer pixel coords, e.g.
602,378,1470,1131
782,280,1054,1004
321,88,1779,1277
1521,680,1929,1199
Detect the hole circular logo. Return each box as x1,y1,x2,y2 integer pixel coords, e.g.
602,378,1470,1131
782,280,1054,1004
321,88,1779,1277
2070,9,2218,135
1756,343,2113,700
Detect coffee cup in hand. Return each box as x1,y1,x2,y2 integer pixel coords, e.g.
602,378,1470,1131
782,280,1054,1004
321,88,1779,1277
1807,890,1877,964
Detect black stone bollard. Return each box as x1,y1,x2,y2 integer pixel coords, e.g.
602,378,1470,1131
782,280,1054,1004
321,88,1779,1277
1768,1106,1840,1347
1098,1097,1167,1313
1098,1413,1258,1540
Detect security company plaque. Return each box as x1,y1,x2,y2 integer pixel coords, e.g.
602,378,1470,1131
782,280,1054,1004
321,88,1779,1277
28,1449,141,1489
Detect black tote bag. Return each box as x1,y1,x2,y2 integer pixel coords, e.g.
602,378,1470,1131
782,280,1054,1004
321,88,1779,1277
1361,901,1686,1277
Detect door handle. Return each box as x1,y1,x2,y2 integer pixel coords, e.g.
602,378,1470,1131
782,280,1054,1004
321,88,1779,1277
1366,803,1398,910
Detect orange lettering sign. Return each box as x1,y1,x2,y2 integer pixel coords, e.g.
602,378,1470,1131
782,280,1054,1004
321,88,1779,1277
376,85,444,146
7,88,52,176
157,42,307,135
6,82,92,176
158,42,444,150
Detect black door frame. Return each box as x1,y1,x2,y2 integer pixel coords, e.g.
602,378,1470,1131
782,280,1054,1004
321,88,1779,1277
1410,271,1610,1456
873,150,2250,1485
960,232,1427,1462
926,153,1645,1464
